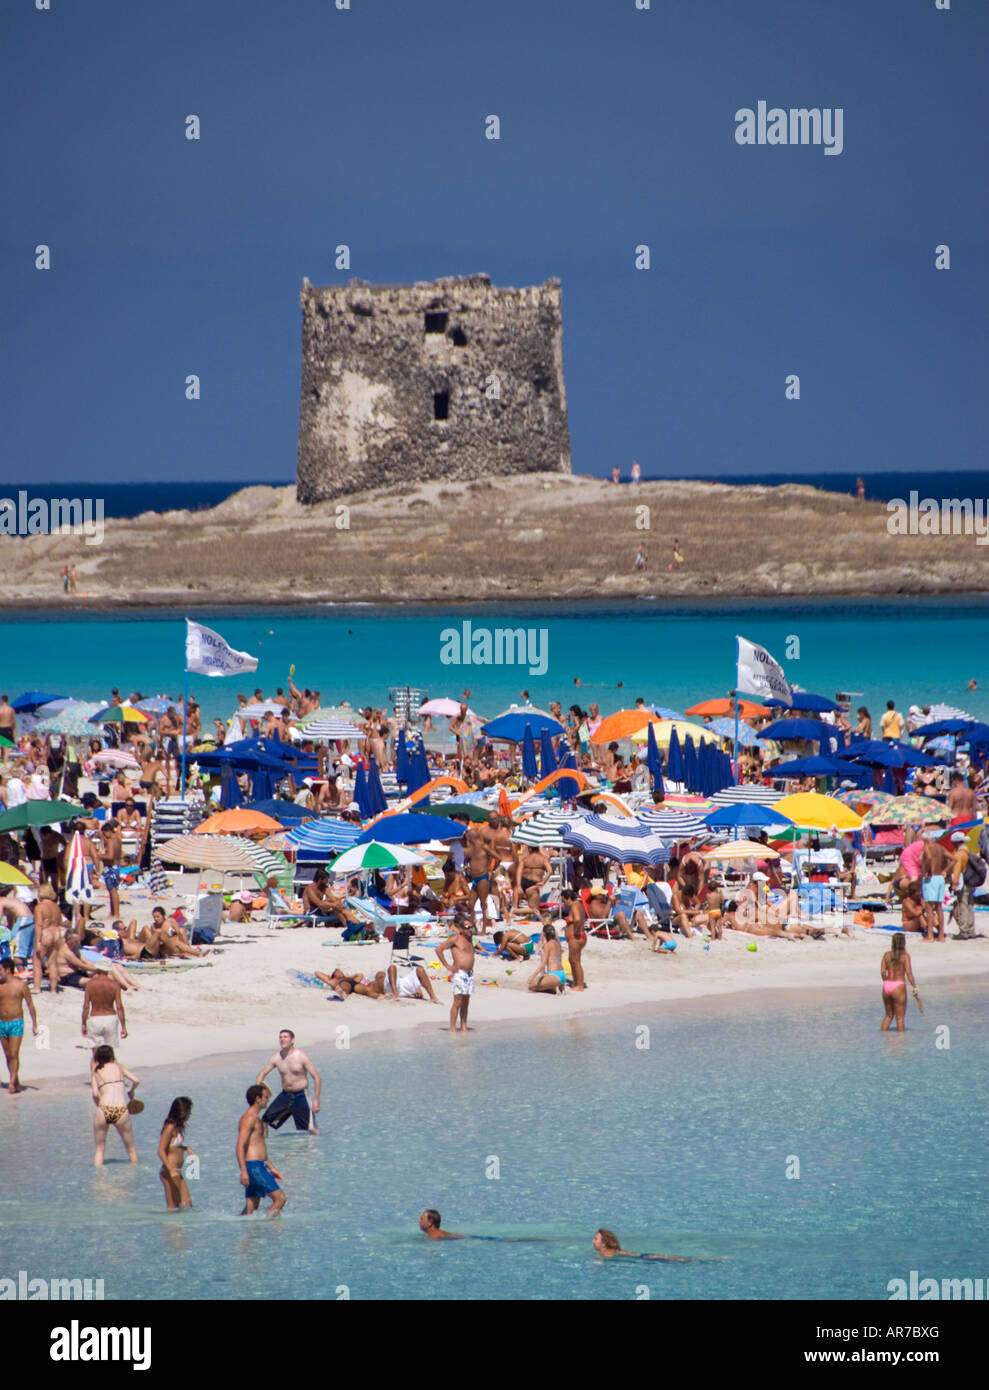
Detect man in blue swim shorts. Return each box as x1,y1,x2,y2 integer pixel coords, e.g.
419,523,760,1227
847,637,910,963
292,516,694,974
236,1083,286,1216
0,956,39,1093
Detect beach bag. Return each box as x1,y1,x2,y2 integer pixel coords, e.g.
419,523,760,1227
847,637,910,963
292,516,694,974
963,852,987,889
853,908,875,928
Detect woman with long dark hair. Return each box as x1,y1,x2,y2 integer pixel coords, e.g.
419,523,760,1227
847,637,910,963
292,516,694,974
157,1096,197,1210
880,932,917,1033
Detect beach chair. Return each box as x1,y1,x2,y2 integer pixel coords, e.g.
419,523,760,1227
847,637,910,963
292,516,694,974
346,896,432,936
191,892,224,944
264,885,306,930
386,924,423,966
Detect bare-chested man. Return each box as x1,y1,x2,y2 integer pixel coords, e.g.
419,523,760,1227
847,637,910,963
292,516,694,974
436,916,476,1035
516,844,552,913
236,1083,286,1216
491,928,533,962
947,771,977,821
256,1029,321,1134
319,964,441,1003
99,820,123,920
463,823,495,920
0,956,39,1092
82,971,127,1050
419,1209,464,1240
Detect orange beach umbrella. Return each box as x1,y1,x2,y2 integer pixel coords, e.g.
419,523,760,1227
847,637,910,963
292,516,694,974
195,809,284,836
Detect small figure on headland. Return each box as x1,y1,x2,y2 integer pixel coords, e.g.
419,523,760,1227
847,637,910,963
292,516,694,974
856,477,865,501
634,546,647,571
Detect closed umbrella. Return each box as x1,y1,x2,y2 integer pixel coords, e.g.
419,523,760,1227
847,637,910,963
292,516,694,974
645,721,662,787
396,727,410,784
682,735,699,792
64,831,94,905
539,728,558,777
522,725,538,780
366,758,389,817
353,765,372,820
666,728,684,783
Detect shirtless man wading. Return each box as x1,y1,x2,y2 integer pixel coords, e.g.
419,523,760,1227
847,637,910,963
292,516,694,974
464,824,494,920
256,1029,322,1134
236,1084,286,1216
0,957,39,1093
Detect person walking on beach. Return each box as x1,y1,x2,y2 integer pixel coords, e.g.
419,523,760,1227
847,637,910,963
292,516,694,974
99,821,123,921
256,1029,321,1134
419,1210,464,1240
880,932,918,1032
237,1084,286,1216
949,830,984,940
82,971,127,1050
90,1044,139,1165
0,956,39,1093
435,916,475,1035
158,1096,197,1210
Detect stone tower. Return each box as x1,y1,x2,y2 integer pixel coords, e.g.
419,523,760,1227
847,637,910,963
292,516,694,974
296,274,571,502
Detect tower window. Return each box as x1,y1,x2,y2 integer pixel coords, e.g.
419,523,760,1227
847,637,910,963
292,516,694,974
450,327,468,346
425,312,448,334
433,391,450,420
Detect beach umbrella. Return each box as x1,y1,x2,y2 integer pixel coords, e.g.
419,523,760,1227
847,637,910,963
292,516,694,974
651,706,687,721
861,797,951,827
33,705,105,737
156,834,260,872
413,801,489,823
522,725,538,780
927,703,975,722
554,750,582,802
0,864,32,886
666,728,684,783
405,741,431,796
591,709,657,743
709,786,786,805
701,840,780,861
295,717,364,741
913,719,974,739
844,739,942,768
219,766,245,809
64,831,94,904
244,798,313,825
758,718,832,744
396,727,410,784
90,749,141,769
133,697,175,715
637,808,708,838
327,841,426,874
645,720,662,783
417,697,479,719
766,755,865,779
764,691,843,713
482,708,564,741
682,735,699,792
353,765,372,820
539,728,558,777
196,808,284,836
88,705,149,725
562,814,671,867
706,716,760,746
357,813,465,845
236,701,287,719
366,758,389,817
288,819,362,857
0,800,83,833
772,792,863,832
629,719,719,747
10,691,68,713
703,803,794,829
511,808,578,848
685,698,769,719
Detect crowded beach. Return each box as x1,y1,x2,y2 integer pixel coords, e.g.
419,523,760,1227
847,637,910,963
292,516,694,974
2,666,988,1107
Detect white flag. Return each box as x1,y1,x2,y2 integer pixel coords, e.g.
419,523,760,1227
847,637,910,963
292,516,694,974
185,619,258,677
736,636,792,706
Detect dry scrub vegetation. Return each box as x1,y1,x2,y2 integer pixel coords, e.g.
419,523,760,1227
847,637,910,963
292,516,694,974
0,474,986,607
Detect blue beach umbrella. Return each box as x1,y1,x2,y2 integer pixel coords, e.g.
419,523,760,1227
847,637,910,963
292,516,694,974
220,766,244,809
482,709,565,742
405,741,431,796
353,765,372,820
764,691,842,713
666,728,684,783
539,728,558,777
652,706,687,721
522,725,539,780
759,718,832,744
844,740,942,768
11,691,68,712
768,755,865,779
366,758,389,817
555,749,581,802
396,727,410,784
356,813,465,845
703,803,794,829
244,799,312,825
562,814,671,868
645,720,662,783
682,735,699,792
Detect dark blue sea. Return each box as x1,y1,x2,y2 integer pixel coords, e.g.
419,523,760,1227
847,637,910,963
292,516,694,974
5,470,987,517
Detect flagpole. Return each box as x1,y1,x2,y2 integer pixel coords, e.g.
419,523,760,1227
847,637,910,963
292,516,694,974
181,665,189,797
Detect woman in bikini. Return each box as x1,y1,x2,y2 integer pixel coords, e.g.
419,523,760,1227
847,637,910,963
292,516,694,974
528,921,566,994
880,931,917,1033
157,1096,196,1210
561,890,587,990
90,1044,140,1166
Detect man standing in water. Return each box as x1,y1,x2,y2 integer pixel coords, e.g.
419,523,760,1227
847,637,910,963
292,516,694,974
236,1083,286,1216
435,916,475,1035
256,1029,322,1134
0,957,39,1092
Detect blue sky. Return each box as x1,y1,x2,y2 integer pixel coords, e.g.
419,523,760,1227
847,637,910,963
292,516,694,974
2,0,986,484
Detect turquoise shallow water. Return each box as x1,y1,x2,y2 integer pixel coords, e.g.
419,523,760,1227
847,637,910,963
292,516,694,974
2,983,987,1301
1,597,988,727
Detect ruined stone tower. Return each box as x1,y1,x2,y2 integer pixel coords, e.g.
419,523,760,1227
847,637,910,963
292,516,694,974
296,274,571,502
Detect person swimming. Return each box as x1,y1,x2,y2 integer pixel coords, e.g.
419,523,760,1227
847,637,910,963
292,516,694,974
591,1228,709,1261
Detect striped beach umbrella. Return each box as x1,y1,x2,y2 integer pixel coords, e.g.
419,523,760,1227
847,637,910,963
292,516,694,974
294,718,364,741
637,808,709,838
156,835,260,872
64,831,94,904
562,814,671,867
709,786,786,806
287,819,363,857
511,808,580,847
327,841,426,873
701,839,780,862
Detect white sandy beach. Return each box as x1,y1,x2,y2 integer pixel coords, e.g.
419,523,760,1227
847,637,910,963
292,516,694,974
16,875,989,1088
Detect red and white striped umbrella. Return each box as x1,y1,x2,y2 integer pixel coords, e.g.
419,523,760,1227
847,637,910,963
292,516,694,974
64,831,94,904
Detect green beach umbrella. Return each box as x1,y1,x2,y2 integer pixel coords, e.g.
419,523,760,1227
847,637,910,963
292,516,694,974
326,841,426,874
0,800,84,833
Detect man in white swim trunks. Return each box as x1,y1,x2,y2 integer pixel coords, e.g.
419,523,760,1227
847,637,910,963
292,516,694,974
320,964,441,1003
435,915,475,1036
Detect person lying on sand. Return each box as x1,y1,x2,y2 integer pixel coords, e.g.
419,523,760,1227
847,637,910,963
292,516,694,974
316,965,441,1003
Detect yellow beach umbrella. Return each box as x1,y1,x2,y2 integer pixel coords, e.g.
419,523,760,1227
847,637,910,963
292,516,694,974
629,719,720,747
773,792,863,832
0,863,32,886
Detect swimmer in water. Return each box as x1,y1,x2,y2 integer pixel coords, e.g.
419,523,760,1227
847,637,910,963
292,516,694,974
419,1209,465,1240
592,1228,696,1261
